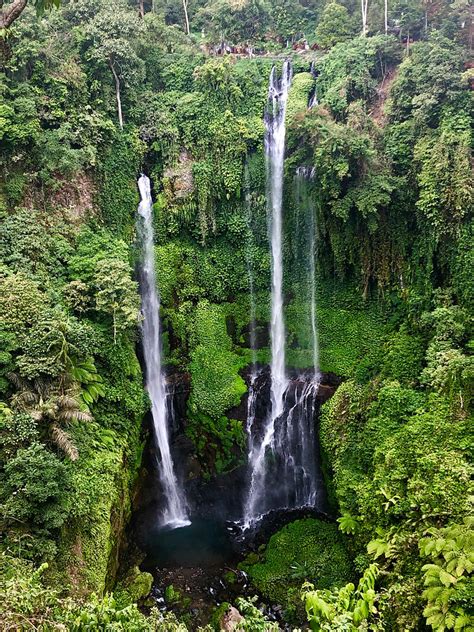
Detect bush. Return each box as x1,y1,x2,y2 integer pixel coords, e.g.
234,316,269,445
242,519,353,615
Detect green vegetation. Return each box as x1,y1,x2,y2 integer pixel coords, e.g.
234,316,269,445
302,564,384,630
0,0,472,629
315,2,354,49
241,519,353,617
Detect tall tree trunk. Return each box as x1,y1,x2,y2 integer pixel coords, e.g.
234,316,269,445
0,0,28,29
361,0,369,35
182,0,190,35
384,0,388,34
109,60,123,130
138,0,144,18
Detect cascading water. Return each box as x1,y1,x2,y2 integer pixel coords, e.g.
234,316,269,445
266,61,292,428
308,62,318,109
243,65,324,527
244,61,293,525
137,175,189,528
308,90,318,109
295,166,319,375
244,164,261,455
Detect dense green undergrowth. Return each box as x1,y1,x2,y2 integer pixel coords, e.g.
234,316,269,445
241,519,353,620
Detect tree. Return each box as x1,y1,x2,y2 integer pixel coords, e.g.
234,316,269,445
0,0,60,30
182,0,189,34
361,0,369,35
315,2,353,48
9,372,93,461
93,259,140,343
83,1,144,129
1,442,70,532
195,0,271,44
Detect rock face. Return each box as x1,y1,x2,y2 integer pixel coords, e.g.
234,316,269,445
219,605,244,631
163,150,194,201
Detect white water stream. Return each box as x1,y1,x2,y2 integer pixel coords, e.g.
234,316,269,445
137,175,189,528
244,62,293,525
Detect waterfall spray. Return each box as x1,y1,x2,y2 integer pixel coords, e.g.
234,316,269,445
295,166,319,375
137,175,190,529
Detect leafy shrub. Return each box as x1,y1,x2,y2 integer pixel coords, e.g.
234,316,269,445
242,519,353,615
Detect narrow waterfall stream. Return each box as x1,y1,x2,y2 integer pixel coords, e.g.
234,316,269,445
295,166,319,375
244,164,261,459
137,175,189,528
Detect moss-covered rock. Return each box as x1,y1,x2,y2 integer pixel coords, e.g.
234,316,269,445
241,519,353,614
114,566,153,607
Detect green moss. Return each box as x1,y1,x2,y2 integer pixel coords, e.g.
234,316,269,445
223,570,237,585
188,301,247,419
242,519,353,613
210,602,231,631
114,566,153,607
285,281,388,378
50,415,143,596
380,327,425,384
186,411,246,477
286,72,315,128
165,584,191,610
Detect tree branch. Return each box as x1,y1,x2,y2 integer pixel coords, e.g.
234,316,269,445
0,0,28,29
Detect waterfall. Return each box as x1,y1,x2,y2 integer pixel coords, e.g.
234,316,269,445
243,65,324,527
308,90,318,109
295,166,319,375
266,61,292,425
137,175,190,529
308,62,318,109
244,164,260,457
244,61,292,526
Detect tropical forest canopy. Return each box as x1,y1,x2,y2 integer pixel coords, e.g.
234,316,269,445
0,0,472,630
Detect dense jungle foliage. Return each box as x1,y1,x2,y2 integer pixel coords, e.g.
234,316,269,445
0,0,472,629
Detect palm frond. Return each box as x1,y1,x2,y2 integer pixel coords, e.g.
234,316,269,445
16,390,39,406
51,425,79,461
59,409,93,423
57,395,81,410
32,377,51,398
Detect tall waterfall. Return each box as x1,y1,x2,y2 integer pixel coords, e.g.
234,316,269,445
137,175,189,528
244,61,293,525
243,64,324,527
266,61,292,427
